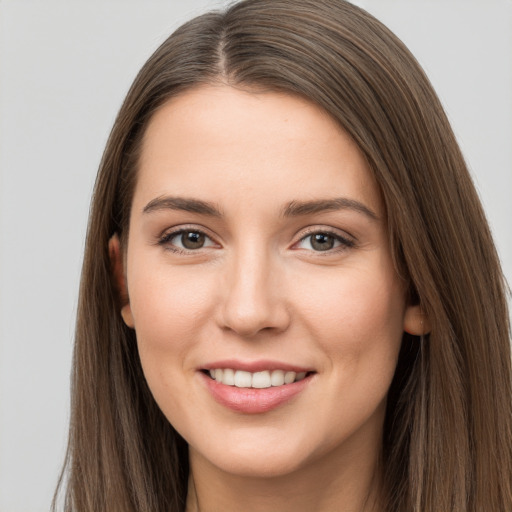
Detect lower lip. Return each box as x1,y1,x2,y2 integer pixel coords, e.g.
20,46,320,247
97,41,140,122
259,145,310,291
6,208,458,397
200,372,313,414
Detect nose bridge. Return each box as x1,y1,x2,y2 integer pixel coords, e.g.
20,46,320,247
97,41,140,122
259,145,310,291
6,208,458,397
219,239,288,337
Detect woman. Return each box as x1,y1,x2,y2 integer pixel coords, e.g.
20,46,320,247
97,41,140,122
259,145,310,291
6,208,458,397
53,0,512,511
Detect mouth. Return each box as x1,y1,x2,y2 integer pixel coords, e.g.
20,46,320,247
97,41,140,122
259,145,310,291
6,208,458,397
202,368,313,388
199,362,316,414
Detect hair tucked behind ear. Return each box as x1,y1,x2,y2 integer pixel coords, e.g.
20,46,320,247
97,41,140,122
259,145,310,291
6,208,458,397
54,1,512,511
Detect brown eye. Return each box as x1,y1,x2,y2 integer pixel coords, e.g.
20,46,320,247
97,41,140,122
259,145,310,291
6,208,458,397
181,231,205,249
158,228,216,252
295,230,354,253
310,233,335,251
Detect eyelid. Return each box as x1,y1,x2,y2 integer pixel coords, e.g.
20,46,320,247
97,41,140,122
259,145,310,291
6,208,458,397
295,225,356,241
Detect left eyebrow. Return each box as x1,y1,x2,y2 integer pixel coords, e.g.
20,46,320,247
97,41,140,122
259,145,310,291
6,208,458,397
281,197,379,221
142,196,223,217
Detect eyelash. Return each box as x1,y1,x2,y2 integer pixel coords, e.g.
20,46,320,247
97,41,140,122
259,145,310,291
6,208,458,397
157,226,217,255
157,227,356,255
293,228,355,254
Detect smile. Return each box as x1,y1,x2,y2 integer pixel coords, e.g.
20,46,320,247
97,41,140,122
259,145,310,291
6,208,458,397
207,369,308,388
200,363,315,414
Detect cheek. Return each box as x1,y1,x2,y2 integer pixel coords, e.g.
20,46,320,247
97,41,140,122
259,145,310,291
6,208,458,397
126,264,218,424
127,260,218,368
129,253,214,321
296,262,406,367
292,266,405,446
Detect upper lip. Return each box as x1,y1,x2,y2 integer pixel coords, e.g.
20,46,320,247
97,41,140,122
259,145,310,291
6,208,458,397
201,359,314,373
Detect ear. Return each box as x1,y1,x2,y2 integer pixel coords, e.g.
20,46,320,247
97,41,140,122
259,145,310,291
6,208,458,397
403,304,430,336
108,234,135,328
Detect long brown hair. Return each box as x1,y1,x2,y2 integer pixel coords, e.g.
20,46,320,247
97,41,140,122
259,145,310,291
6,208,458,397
54,1,512,510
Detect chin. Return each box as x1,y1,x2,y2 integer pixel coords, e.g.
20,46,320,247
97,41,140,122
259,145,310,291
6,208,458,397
188,428,324,480
205,451,308,479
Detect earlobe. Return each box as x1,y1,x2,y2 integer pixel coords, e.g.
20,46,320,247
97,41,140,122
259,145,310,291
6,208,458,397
120,304,135,328
108,234,135,328
403,304,430,336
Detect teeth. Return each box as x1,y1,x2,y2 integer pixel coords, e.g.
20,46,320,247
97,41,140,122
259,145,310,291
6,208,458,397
252,371,271,388
223,368,235,385
207,368,309,388
234,370,252,388
270,370,284,386
284,371,296,384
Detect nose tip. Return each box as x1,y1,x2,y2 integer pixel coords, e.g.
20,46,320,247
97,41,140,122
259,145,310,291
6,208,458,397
222,299,286,338
218,259,290,338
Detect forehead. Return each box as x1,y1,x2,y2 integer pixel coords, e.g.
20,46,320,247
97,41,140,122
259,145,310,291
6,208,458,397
134,85,382,216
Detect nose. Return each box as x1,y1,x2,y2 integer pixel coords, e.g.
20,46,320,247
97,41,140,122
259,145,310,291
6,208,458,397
217,245,291,338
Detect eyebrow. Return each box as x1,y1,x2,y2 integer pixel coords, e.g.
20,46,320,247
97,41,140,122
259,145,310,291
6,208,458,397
142,195,378,221
143,196,223,217
282,198,379,221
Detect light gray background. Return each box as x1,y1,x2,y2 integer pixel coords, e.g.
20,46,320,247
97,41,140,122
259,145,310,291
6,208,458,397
0,1,510,511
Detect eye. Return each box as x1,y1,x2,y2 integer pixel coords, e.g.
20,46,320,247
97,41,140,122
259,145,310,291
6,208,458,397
295,230,354,252
159,229,217,252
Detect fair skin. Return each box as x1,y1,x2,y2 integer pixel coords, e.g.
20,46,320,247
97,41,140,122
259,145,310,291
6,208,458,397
110,85,425,512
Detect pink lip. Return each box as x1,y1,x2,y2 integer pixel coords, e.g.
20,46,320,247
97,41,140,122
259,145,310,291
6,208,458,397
199,365,315,414
201,359,313,373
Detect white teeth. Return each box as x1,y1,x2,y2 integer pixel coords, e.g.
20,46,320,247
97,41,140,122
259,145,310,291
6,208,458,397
207,368,308,388
252,371,271,388
234,370,252,388
270,369,285,386
223,368,235,385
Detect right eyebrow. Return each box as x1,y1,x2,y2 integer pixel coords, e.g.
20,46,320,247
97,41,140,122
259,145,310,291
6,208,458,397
142,196,223,217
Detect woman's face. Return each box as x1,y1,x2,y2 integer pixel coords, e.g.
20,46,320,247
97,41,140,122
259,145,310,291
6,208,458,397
118,85,421,478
